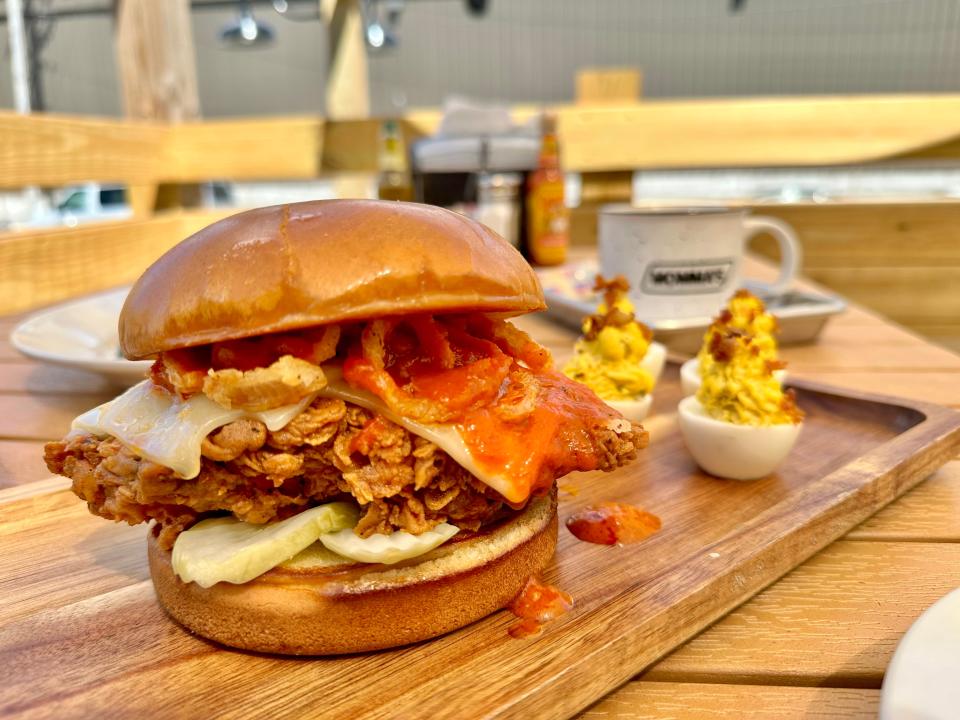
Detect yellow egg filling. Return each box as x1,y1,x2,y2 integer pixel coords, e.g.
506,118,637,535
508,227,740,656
696,290,802,426
563,277,656,401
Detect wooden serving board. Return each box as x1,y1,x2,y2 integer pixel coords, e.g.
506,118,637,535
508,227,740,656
2,365,959,720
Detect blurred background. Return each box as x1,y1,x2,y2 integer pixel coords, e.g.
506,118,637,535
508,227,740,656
5,0,960,115
2,0,960,352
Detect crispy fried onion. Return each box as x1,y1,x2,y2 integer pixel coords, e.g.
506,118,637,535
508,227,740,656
344,316,543,424
211,325,341,371
408,315,456,369
360,318,393,372
297,325,340,365
467,316,553,371
154,326,341,399
494,367,539,422
203,355,327,411
151,350,206,396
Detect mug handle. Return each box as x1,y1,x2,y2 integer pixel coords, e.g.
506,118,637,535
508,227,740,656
742,215,802,295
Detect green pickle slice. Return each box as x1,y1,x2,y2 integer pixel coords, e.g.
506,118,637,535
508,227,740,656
319,523,459,565
172,502,359,588
280,542,355,571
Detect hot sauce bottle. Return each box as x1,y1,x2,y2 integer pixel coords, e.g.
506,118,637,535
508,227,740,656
377,119,414,202
525,112,569,266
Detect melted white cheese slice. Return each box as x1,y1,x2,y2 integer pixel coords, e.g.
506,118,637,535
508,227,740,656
70,367,522,502
72,381,317,479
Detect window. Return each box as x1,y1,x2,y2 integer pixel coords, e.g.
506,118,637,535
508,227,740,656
58,191,86,211
99,188,126,207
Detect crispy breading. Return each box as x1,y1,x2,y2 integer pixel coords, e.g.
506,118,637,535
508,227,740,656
267,398,346,449
44,399,512,549
237,450,305,486
46,388,648,549
201,418,267,462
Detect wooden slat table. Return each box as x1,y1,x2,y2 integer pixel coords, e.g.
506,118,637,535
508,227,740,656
2,276,959,719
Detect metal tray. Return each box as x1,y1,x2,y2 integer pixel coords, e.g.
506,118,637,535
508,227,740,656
538,260,846,355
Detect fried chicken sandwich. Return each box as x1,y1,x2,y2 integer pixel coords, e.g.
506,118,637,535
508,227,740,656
44,200,647,654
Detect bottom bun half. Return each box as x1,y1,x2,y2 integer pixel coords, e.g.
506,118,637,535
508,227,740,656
148,490,558,655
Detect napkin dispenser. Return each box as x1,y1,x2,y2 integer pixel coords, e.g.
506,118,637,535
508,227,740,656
411,99,540,246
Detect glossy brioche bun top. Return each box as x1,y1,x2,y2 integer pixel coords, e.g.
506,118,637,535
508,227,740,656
119,200,545,359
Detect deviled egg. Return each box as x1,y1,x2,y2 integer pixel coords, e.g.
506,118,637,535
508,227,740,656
680,289,787,396
678,396,802,480
563,275,663,421
678,320,803,480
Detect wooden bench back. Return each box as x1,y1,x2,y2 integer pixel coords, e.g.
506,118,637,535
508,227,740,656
4,95,960,314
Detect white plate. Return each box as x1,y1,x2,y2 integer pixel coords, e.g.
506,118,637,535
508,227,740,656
880,587,960,719
10,288,151,386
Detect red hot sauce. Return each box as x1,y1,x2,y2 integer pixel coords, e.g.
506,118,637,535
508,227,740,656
565,502,662,545
507,576,574,639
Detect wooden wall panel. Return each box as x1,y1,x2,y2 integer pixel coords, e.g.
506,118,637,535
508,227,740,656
0,113,165,188
558,95,960,172
751,202,960,266
169,119,324,181
0,210,231,315
6,97,960,188
802,267,960,324
576,68,643,104
743,202,960,354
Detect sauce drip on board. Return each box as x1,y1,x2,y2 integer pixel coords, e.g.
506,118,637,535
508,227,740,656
565,502,662,545
507,576,574,639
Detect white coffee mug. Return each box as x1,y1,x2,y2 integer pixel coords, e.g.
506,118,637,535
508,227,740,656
598,205,801,321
